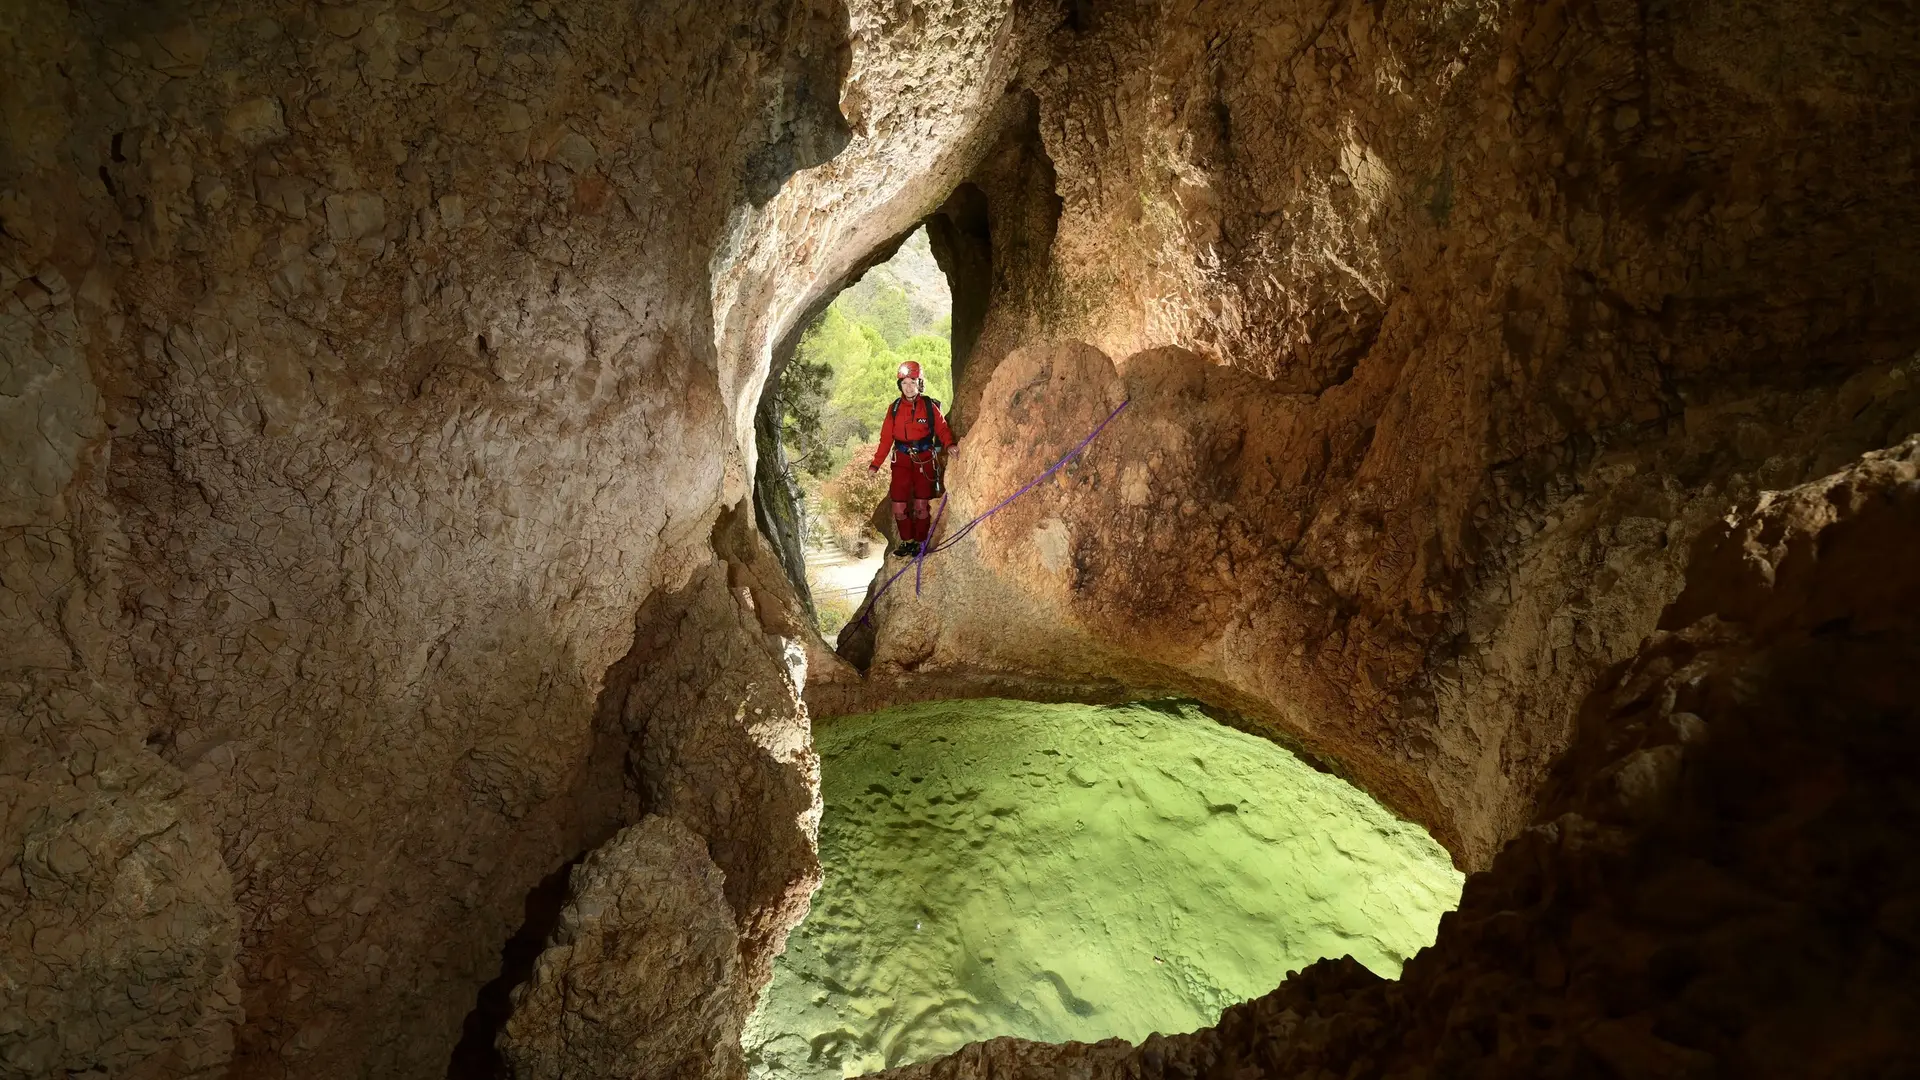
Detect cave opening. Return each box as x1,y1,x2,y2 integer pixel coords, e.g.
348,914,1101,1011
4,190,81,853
756,221,974,639
743,698,1464,1080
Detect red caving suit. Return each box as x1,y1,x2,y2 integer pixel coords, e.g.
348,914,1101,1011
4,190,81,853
871,394,956,542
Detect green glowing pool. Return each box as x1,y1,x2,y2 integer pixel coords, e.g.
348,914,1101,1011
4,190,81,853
743,699,1462,1079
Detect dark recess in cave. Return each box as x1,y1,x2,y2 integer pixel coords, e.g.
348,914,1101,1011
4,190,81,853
445,855,585,1079
923,182,993,424
741,0,855,207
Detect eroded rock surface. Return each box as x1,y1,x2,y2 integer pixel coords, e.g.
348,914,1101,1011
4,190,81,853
594,510,826,999
870,436,1920,1080
3,0,805,1069
0,0,1015,1075
498,815,743,1080
6,0,1920,1075
0,727,239,1079
848,0,1920,868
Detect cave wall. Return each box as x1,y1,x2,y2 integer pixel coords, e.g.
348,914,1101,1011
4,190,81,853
1,1,828,1072
875,434,1920,1080
851,0,1920,867
7,0,1919,1073
0,0,1029,1075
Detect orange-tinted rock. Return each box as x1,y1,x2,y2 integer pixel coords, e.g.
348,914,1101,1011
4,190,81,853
843,0,1920,870
869,440,1920,1079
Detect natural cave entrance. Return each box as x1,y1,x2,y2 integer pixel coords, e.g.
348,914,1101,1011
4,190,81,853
744,698,1463,1079
781,226,954,638
754,190,991,640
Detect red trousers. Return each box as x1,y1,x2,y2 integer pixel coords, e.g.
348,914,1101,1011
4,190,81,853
888,452,936,543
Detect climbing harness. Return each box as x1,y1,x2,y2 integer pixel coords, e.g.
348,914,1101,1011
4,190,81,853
851,398,1132,629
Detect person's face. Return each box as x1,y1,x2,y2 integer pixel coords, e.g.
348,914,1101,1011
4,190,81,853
901,378,921,399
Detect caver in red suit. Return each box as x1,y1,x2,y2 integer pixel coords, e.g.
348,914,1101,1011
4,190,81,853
868,359,956,556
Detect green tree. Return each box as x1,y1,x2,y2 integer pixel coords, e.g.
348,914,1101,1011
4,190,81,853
830,323,903,435
841,280,912,348
777,256,957,487
774,348,833,476
782,308,878,478
799,307,875,372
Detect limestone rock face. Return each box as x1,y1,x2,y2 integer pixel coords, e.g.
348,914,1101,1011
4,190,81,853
870,436,1920,1079
1,0,798,1070
6,0,1919,1074
1,729,239,1079
497,815,743,1080
0,0,1016,1075
596,510,826,998
849,0,1920,867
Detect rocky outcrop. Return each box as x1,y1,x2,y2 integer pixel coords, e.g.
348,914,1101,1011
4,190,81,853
485,511,834,1077
497,816,744,1080
846,0,1920,869
593,509,826,998
870,435,1920,1080
0,0,1025,1075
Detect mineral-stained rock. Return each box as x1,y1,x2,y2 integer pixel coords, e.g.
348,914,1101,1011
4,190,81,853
845,0,1920,870
869,437,1920,1079
594,508,827,1001
0,699,240,1080
497,815,744,1080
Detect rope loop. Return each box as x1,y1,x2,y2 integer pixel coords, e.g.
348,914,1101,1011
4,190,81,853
851,398,1130,630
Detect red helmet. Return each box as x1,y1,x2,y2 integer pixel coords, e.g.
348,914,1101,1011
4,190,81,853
896,360,922,381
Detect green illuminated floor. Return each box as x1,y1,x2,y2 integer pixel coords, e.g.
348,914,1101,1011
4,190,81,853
743,699,1462,1079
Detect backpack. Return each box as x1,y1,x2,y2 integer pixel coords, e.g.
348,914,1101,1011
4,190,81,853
887,396,943,423
888,396,944,452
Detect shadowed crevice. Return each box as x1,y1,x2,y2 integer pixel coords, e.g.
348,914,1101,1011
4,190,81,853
924,183,992,420
445,855,585,1079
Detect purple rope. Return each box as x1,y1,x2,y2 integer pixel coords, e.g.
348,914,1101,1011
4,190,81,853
852,398,1131,629
912,486,947,595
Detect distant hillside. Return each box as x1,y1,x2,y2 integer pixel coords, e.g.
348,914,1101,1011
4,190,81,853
836,228,950,339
